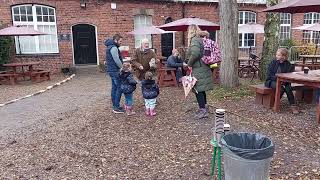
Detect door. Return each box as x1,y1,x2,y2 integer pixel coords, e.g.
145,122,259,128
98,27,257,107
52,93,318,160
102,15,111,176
209,31,217,41
161,17,174,58
72,24,97,64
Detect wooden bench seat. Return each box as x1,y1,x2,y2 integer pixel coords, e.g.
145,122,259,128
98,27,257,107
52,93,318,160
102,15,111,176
0,73,18,85
157,67,178,87
291,83,314,104
31,70,51,83
250,84,275,108
250,83,314,108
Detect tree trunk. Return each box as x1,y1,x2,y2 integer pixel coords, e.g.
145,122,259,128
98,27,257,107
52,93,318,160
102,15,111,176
219,0,239,88
259,0,280,81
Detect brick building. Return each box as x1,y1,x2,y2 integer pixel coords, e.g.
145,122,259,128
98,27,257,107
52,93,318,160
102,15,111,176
0,0,318,73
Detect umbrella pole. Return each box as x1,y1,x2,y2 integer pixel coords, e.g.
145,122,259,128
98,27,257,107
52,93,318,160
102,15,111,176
18,36,22,54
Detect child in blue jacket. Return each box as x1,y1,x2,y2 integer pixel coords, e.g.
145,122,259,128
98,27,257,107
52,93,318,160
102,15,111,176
141,71,159,116
119,62,137,115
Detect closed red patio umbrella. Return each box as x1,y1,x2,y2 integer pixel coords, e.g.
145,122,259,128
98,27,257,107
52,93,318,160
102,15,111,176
263,0,320,13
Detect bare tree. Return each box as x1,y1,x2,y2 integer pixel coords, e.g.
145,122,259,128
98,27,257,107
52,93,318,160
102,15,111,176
259,0,280,80
219,0,239,88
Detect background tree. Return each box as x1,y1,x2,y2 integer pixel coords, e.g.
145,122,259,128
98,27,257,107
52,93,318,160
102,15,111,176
219,0,239,88
259,0,280,80
0,21,13,70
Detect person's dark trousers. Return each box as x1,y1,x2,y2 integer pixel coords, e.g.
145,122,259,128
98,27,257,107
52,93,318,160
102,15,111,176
270,81,295,105
176,68,183,82
315,89,320,103
108,71,122,109
195,91,207,109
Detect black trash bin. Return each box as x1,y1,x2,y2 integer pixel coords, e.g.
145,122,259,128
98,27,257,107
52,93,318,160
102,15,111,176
221,132,275,180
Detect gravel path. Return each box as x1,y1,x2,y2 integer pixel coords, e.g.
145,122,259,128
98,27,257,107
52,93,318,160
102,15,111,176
0,66,109,142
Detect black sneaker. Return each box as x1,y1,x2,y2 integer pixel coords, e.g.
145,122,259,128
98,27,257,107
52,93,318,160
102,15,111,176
112,107,125,114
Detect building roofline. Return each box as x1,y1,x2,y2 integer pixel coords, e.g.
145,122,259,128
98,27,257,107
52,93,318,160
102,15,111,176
149,0,266,4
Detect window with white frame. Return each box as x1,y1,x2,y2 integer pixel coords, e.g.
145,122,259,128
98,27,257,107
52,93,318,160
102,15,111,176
12,4,59,54
303,12,320,44
238,11,256,47
279,13,291,43
134,15,152,48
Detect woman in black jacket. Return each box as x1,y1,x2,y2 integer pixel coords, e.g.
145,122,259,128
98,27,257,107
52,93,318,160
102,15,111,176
265,48,299,114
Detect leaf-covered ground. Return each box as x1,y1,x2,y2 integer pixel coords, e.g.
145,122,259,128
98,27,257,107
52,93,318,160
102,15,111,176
0,73,319,179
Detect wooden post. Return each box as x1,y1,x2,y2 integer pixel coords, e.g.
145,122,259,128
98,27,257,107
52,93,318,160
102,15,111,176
274,77,281,112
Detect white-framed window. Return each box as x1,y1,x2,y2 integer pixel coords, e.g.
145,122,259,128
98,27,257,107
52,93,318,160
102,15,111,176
303,12,320,44
238,33,255,47
238,11,256,47
134,15,152,48
12,4,59,54
279,13,291,43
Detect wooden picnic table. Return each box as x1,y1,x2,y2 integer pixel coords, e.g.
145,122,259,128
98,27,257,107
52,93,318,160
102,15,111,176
274,70,320,124
299,54,320,65
2,62,40,80
294,63,320,70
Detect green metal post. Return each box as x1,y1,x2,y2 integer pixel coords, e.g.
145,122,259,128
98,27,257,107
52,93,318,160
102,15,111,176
217,147,222,180
211,146,217,176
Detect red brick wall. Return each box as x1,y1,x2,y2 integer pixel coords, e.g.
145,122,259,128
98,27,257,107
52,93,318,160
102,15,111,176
291,13,304,43
1,0,270,73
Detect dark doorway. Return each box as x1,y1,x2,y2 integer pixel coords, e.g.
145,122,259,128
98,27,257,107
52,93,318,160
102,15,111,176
209,31,217,41
72,24,97,64
161,17,174,58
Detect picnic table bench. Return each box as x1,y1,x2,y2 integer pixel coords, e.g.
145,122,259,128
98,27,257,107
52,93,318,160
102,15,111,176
31,70,51,83
250,83,313,109
1,62,51,84
0,71,18,85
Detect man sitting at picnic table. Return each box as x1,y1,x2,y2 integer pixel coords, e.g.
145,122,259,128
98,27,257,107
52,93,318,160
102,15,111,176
131,38,157,80
166,49,187,83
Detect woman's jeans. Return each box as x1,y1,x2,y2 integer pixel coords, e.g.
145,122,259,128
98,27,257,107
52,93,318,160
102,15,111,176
195,91,207,109
124,93,133,106
108,71,122,109
270,81,295,105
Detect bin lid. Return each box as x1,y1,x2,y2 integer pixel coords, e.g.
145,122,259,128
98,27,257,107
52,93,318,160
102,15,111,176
221,132,275,160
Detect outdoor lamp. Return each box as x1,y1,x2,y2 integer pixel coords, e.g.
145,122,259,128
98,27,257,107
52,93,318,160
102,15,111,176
80,0,86,8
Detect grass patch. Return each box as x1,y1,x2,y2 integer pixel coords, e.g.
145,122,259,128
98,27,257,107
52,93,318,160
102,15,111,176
209,79,263,101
